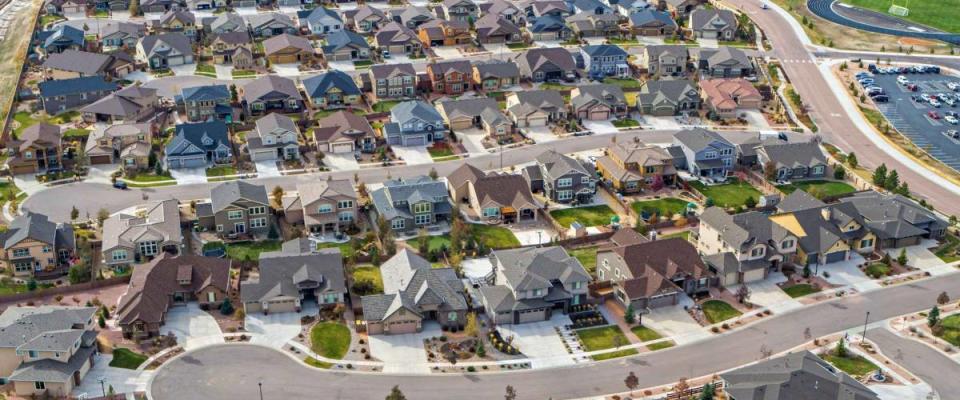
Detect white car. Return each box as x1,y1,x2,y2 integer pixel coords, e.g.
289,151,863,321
930,99,942,108
948,82,959,91
897,75,909,84
946,115,959,125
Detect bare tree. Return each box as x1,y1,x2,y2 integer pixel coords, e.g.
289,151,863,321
624,371,639,395
504,385,517,400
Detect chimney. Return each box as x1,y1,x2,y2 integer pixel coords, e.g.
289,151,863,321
820,207,831,221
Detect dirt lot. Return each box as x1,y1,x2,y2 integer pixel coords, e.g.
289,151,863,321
0,0,41,137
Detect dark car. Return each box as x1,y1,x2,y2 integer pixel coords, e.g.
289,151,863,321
868,64,878,73
873,95,889,103
113,181,128,190
907,83,918,91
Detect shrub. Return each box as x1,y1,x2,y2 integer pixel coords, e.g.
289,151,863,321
467,366,476,372
711,326,720,333
721,323,730,330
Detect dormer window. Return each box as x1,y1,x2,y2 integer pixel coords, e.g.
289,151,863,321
201,133,214,146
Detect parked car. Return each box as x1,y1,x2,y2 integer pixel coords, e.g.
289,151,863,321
930,99,941,108
946,115,959,125
945,130,960,139
855,72,872,79
868,64,878,73
896,75,909,85
921,93,931,101
873,94,889,103
945,111,958,118
928,110,941,119
947,82,959,91
113,181,128,190
938,93,952,102
906,83,918,91
946,98,956,107
859,78,875,86
911,94,922,102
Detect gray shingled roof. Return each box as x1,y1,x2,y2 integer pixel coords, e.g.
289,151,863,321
474,60,520,79
370,63,416,80
0,212,73,251
0,306,96,349
360,250,467,322
42,49,112,76
211,180,269,213
242,75,302,103
757,141,827,170
721,351,880,400
841,191,947,240
139,33,193,59
240,240,347,303
571,84,626,111
535,149,591,180
492,246,589,291
690,8,736,31
370,176,450,221
674,127,731,152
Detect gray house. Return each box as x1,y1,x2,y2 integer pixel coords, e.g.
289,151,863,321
479,246,590,325
247,13,298,38
689,8,737,40
198,181,272,237
370,175,452,235
382,100,447,147
641,45,689,76
636,79,701,116
755,141,829,181
523,150,596,204
698,206,798,286
514,47,576,82
179,84,232,122
722,351,880,400
248,113,300,162
38,76,117,115
841,191,948,248
672,128,735,179
165,121,232,169
241,238,347,315
691,47,755,78
136,33,194,70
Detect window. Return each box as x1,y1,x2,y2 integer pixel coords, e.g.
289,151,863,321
860,238,874,248
227,210,243,220
338,211,354,222
781,239,794,249
34,381,45,390
704,151,717,159
139,241,159,256
572,281,582,289
557,190,573,201
532,288,543,297
412,202,431,214
557,177,573,188
750,247,764,257
644,166,656,174
482,207,500,217
447,312,458,322
12,248,29,258
318,204,333,213
14,262,31,272
337,200,354,209
391,219,405,230
415,214,431,225
813,165,824,175
216,225,224,232
720,148,733,156
250,218,267,228
112,250,127,261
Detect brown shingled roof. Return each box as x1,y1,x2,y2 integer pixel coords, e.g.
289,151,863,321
117,254,231,325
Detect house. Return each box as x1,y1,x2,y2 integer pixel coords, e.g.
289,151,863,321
85,123,153,169
481,0,523,24
514,47,576,82
398,6,435,29
636,79,701,116
38,25,84,53
263,34,315,64
597,140,677,193
447,164,538,223
756,141,829,181
598,238,715,311
208,32,254,67
370,175,452,234
523,150,595,204
382,100,447,146
248,113,301,162
437,97,513,138
297,7,343,36
374,21,422,56
689,8,737,40
136,33,194,70
352,5,387,33
472,60,520,91
672,128,734,179
157,10,198,39
4,124,64,175
722,351,880,400
571,84,627,121
165,121,232,169
81,85,159,123
690,46,755,78
208,12,246,34
241,239,347,314
840,191,948,248
417,19,471,48
0,306,98,398
37,76,117,115
0,212,75,280
581,45,629,78
571,0,611,14
41,50,114,79
427,60,472,96
313,110,377,154
628,9,677,36
527,0,571,18
479,247,590,324
180,84,233,123
505,89,567,127
60,0,88,14
641,45,689,76
475,13,522,44
567,12,620,37
527,15,571,41
187,0,221,10
617,0,653,15
197,181,273,236
699,78,762,119
302,71,362,108
361,250,468,334
768,196,875,267
660,0,701,17
442,0,478,22
368,63,417,102
99,21,145,49
321,30,370,62
247,13,298,38
283,180,358,233
240,75,303,115
699,206,798,285
140,0,175,12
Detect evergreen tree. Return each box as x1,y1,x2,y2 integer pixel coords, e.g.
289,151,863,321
847,152,858,168
833,165,846,180
624,304,635,324
929,305,941,327
220,298,234,315
883,169,900,190
385,386,406,400
872,164,887,186
699,383,715,400
897,248,908,266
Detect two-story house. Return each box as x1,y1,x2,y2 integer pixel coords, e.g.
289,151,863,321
312,110,377,154
436,98,513,139
368,63,417,102
474,13,523,44
769,196,875,268
101,200,183,271
597,140,677,193
641,45,689,76
208,32,254,68
427,60,473,96
581,45,629,78
4,124,63,175
514,47,576,82
689,8,737,40
198,181,273,237
523,150,595,204
699,78,762,119
180,84,233,123
352,5,388,33
207,12,246,34
442,0,478,22
660,0,702,17
370,175,452,235
85,123,153,170
673,128,735,179
527,15,572,41
382,100,448,147
479,247,590,324
374,21,422,57
472,60,520,91
570,84,628,121
756,141,829,182
284,179,358,234
37,76,118,115
320,30,370,62
447,164,539,223
248,113,301,162
0,212,75,280
165,121,233,169
157,10,198,40
302,70,362,109
417,19,471,48
241,239,347,314
240,75,304,115
699,207,798,285
566,12,620,38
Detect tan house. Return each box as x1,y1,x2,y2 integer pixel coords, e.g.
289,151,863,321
197,181,273,237
283,179,358,234
436,97,513,138
101,199,183,271
312,110,377,154
85,123,153,170
597,141,677,193
209,31,254,67
447,164,539,224
4,123,63,175
699,78,763,119
417,19,471,48
263,33,315,64
0,212,75,280
698,206,798,285
241,239,347,315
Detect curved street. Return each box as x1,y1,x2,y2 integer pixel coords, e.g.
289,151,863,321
806,0,960,45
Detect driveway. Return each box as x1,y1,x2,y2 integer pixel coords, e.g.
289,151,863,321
641,116,683,130
582,120,617,135
163,304,224,350
255,160,282,178
482,43,512,55
641,295,709,345
72,353,150,398
246,302,318,349
323,153,360,171
698,38,718,48
214,64,234,80
273,63,302,77
819,254,880,292
85,164,117,185
12,174,48,196
170,64,196,77
391,146,434,165
169,167,208,184
457,128,488,155
499,314,574,369
326,60,356,72
367,322,441,374
742,110,772,130
897,239,945,271
730,274,802,314
431,46,463,60
522,126,559,144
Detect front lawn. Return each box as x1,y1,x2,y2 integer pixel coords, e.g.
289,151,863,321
630,325,663,342
0,278,36,296
576,325,638,360
471,224,521,249
206,165,237,177
110,348,148,370
549,205,617,228
934,234,960,263
777,180,856,199
689,179,762,208
864,263,892,279
606,38,639,45
539,82,574,91
506,42,532,49
603,78,642,89
937,314,960,346
647,341,675,351
351,265,384,295
631,198,689,218
371,100,402,113
63,128,90,139
701,300,742,324
195,63,217,77
126,172,174,183
310,322,351,360
568,247,598,275
611,118,640,128
782,283,821,298
304,357,333,368
592,348,639,360
822,353,878,378
353,60,374,68
232,69,257,79
427,145,455,160
225,240,281,261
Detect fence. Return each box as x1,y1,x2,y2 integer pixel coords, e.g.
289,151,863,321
0,275,131,305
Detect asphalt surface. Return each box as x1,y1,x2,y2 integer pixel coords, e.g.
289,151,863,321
867,327,960,398
150,270,960,400
806,0,960,45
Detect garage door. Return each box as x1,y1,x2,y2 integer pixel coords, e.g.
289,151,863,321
331,142,354,153
89,155,113,165
649,293,677,309
10,164,35,175
385,320,419,334
742,268,766,283
450,119,473,130
265,299,298,313
589,109,609,120
404,135,427,146
518,308,547,323
824,251,847,264
168,55,185,66
171,156,206,169
251,150,276,162
526,115,547,127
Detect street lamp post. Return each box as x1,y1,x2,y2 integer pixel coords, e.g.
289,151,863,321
258,382,264,400
98,378,106,397
861,311,871,343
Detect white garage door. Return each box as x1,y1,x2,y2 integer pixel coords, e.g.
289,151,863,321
526,115,547,127
331,142,354,154
251,150,277,162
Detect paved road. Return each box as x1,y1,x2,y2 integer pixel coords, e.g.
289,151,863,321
868,327,960,398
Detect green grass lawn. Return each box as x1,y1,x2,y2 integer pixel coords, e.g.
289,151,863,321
782,283,821,298
353,60,374,68
689,179,762,208
864,263,892,279
351,265,384,294
0,279,36,295
568,247,598,275
606,38,639,45
647,341,675,351
592,348,639,360
506,42,532,49
317,240,359,259
304,357,333,368
576,325,638,360
225,240,281,261
310,322,351,360
822,353,878,378
701,300,742,324
840,0,960,33
631,198,689,218
611,118,640,128
549,205,617,228
110,348,148,370
934,234,960,263
937,315,960,346
12,111,39,138
206,165,237,177
422,235,451,253
427,145,455,160
630,325,663,342
195,63,216,77
39,14,64,26
603,78,642,89
472,224,521,249
232,69,257,79
126,172,174,183
777,180,856,199
62,128,90,139
538,82,574,91
371,100,402,113
661,230,691,241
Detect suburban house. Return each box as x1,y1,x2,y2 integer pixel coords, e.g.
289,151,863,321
247,13,298,38
374,21,422,56
247,113,300,162
769,196,875,267
527,15,572,41
721,351,880,400
436,97,513,138
156,10,198,39
566,12,620,37
472,60,520,91
756,141,829,181
514,47,576,82
38,24,83,53
368,63,418,102
417,19,471,48
426,60,473,96
100,199,183,271
699,78,762,119
523,150,596,204
442,0,478,22
136,33,194,70
660,0,701,16
481,0,523,24
361,250,468,334
85,123,153,169
475,14,523,44
37,76,117,115
298,7,343,35
302,70,362,108
320,30,370,62
699,206,798,285
197,181,273,237
0,212,75,280
241,239,347,314
505,90,567,127
597,140,677,193
99,21,145,49
690,47,755,78
570,84,628,121
4,124,63,175
208,12,246,34
628,9,677,36
0,306,98,398
527,0,571,18
208,32,254,67
42,50,130,80
672,128,735,179
447,164,539,223
116,254,231,339
597,238,715,312
240,75,304,115
263,34,315,64
165,121,232,169
140,0,175,13
283,179,358,234
312,110,377,154
636,79,701,116
479,246,590,324
617,0,653,15
81,85,159,124
179,84,233,123
370,175,452,235
382,100,448,146
571,0,611,14
641,45,689,76
840,191,948,248
689,8,737,40
352,5,388,33
399,7,435,29
581,45,630,78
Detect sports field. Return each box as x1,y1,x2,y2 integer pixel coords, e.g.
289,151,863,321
840,0,960,33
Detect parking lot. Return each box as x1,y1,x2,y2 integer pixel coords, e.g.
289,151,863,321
868,70,960,171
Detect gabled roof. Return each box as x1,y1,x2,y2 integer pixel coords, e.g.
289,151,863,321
165,120,229,157
247,12,296,30
509,89,566,112
437,97,508,127
298,6,342,26
700,206,792,251
690,8,736,31
321,29,369,54
361,250,467,321
81,85,157,117
42,24,84,49
629,9,675,27
353,4,386,22
240,239,347,303
643,44,688,60
492,246,589,291
722,351,880,400
312,110,376,144
101,199,183,251
117,254,230,325
100,21,146,39
370,63,416,80
475,13,521,38
473,60,520,79
263,33,313,56
297,179,357,208
0,306,96,349
528,15,568,33
211,31,251,46
757,141,827,170
158,9,196,25
0,212,70,250
303,70,361,98
42,49,112,75
447,164,538,210
535,149,591,179
375,21,418,46
693,46,752,69
38,76,117,98
841,191,948,240
598,141,675,182
605,238,711,299
180,84,230,102
571,84,626,111
582,44,628,58
254,112,299,136
514,47,576,73
138,33,193,58
399,6,435,25
390,100,444,125
370,176,450,221
700,78,762,110
674,127,732,152
241,75,302,102
428,60,472,76
211,180,269,213
638,79,699,107
209,11,245,32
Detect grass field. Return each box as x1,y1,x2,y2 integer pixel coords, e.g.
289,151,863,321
841,0,960,33
310,322,351,360
576,325,638,361
647,341,675,351
937,315,960,346
206,166,237,177
822,353,878,378
701,300,742,324
689,179,762,208
611,118,640,128
864,262,892,278
371,100,402,113
549,205,617,228
471,224,521,249
782,283,821,298
568,247,598,275
934,234,960,263
110,348,149,369
0,0,40,130
630,325,663,342
777,180,856,199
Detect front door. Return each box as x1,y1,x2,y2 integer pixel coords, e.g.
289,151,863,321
235,222,246,234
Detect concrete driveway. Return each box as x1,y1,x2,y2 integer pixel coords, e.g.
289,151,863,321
170,64,197,77
522,126,559,143
641,295,709,345
163,304,224,350
392,146,434,165
323,153,360,171
169,167,208,184
897,239,945,270
85,164,118,185
641,116,683,130
254,160,282,178
582,120,617,135
326,60,356,72
819,254,881,292
499,314,574,369
72,353,150,398
730,274,802,314
214,64,234,80
431,46,462,60
273,63,302,77
482,43,512,55
698,38,718,48
246,302,318,349
457,128,488,154
367,322,441,374
742,110,772,130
